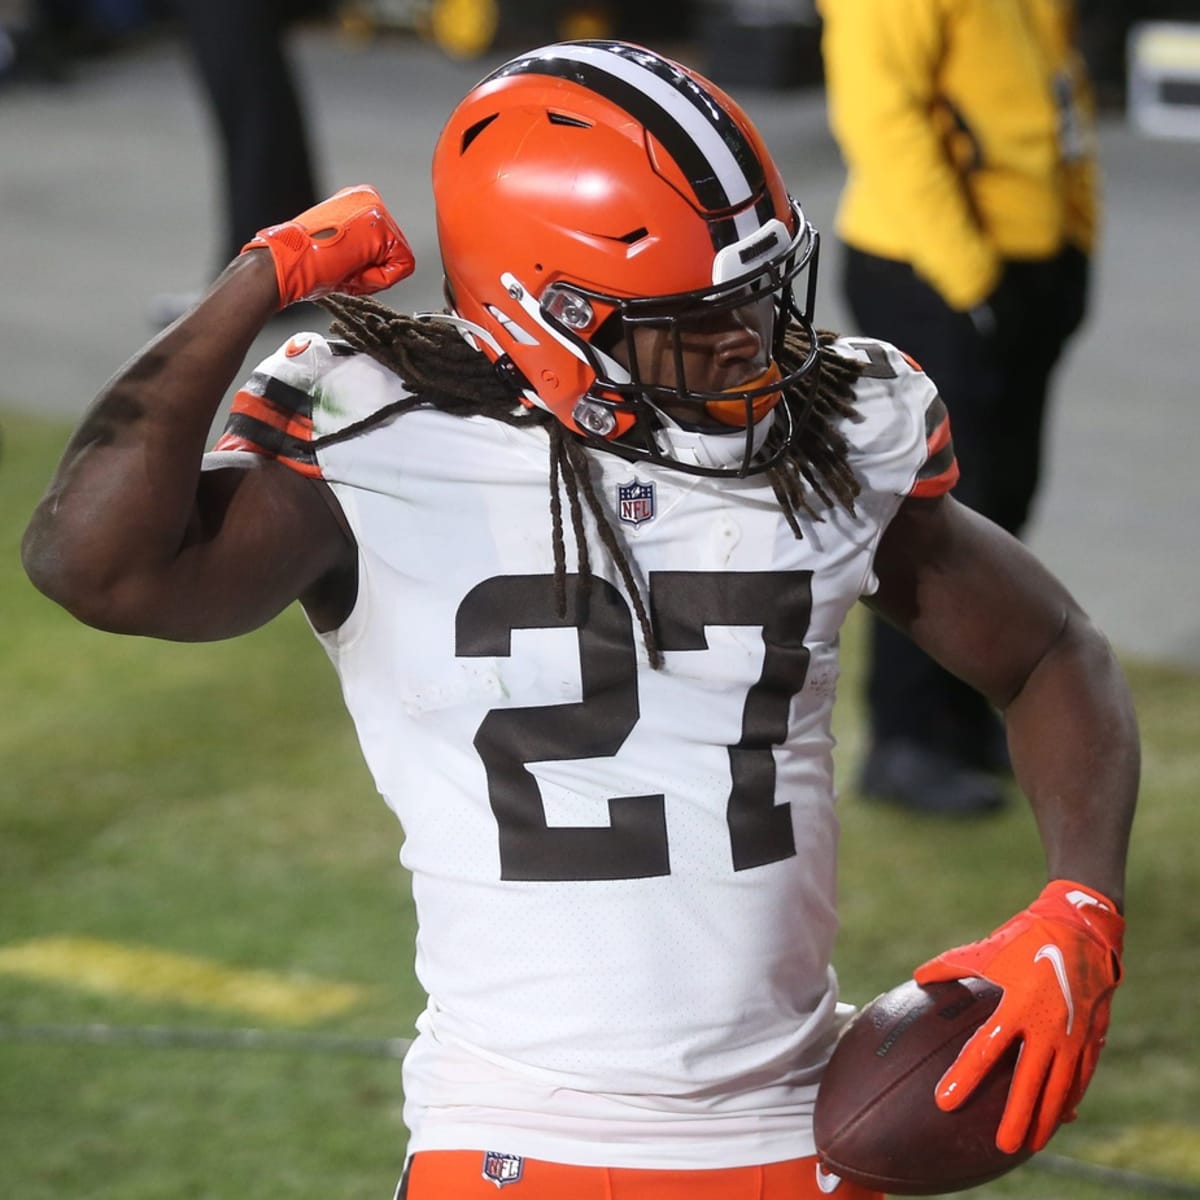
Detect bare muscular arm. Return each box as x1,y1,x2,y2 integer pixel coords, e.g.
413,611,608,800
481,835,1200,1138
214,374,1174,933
21,252,355,640
866,495,1138,908
23,185,415,641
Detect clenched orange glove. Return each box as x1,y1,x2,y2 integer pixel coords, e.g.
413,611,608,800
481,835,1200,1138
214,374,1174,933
913,880,1124,1155
241,184,415,308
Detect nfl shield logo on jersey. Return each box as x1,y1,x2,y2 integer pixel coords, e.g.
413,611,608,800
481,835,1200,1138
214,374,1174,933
617,478,656,527
481,1151,524,1189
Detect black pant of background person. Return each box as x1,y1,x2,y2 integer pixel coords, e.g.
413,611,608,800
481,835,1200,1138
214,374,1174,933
172,0,320,266
842,244,1089,814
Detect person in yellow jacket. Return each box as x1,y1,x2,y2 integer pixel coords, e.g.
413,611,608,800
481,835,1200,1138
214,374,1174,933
819,0,1098,815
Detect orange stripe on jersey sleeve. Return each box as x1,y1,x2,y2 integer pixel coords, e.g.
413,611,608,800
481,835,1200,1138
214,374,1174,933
224,390,315,445
910,392,959,498
212,372,322,478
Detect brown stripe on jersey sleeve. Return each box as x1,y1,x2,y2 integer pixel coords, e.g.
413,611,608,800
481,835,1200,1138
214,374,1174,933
910,391,960,498
215,410,321,476
248,372,313,414
212,373,322,478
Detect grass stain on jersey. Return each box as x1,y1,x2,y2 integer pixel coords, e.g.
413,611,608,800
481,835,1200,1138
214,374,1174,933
0,937,366,1023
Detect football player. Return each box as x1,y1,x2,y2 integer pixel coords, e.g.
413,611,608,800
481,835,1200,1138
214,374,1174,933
23,40,1135,1200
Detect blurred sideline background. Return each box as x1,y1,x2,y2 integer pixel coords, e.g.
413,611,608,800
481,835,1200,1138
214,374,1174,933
1,0,1197,663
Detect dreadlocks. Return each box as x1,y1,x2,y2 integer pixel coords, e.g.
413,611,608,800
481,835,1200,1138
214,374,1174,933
316,293,864,665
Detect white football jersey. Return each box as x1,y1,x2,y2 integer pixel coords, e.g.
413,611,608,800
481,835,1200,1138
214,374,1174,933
211,330,955,1168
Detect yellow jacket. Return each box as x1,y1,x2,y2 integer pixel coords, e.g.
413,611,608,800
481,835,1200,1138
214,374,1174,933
819,0,1098,310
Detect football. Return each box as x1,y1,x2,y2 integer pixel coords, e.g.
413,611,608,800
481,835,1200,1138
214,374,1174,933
814,977,1031,1195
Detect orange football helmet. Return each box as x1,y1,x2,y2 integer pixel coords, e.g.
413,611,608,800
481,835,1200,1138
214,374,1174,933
431,40,821,476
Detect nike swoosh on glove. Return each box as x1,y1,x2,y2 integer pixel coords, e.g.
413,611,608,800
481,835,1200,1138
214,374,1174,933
913,879,1124,1154
241,184,416,308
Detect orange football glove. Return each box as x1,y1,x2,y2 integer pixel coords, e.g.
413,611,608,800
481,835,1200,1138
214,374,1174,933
913,880,1124,1155
241,184,415,308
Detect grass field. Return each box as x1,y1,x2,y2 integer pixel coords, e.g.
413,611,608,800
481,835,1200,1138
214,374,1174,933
2,411,1198,1199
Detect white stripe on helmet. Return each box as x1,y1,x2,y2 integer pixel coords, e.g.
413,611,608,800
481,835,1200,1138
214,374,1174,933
543,43,764,242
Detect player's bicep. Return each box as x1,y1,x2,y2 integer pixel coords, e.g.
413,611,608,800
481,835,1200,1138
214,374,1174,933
865,495,1076,708
125,457,353,642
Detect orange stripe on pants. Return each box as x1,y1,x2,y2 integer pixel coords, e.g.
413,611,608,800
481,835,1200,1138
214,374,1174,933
399,1150,883,1199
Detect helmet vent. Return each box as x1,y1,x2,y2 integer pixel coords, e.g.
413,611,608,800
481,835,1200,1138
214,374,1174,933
547,111,593,128
616,227,649,244
460,113,499,153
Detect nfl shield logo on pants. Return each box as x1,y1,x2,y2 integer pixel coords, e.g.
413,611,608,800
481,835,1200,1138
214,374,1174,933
617,478,656,527
481,1151,524,1188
